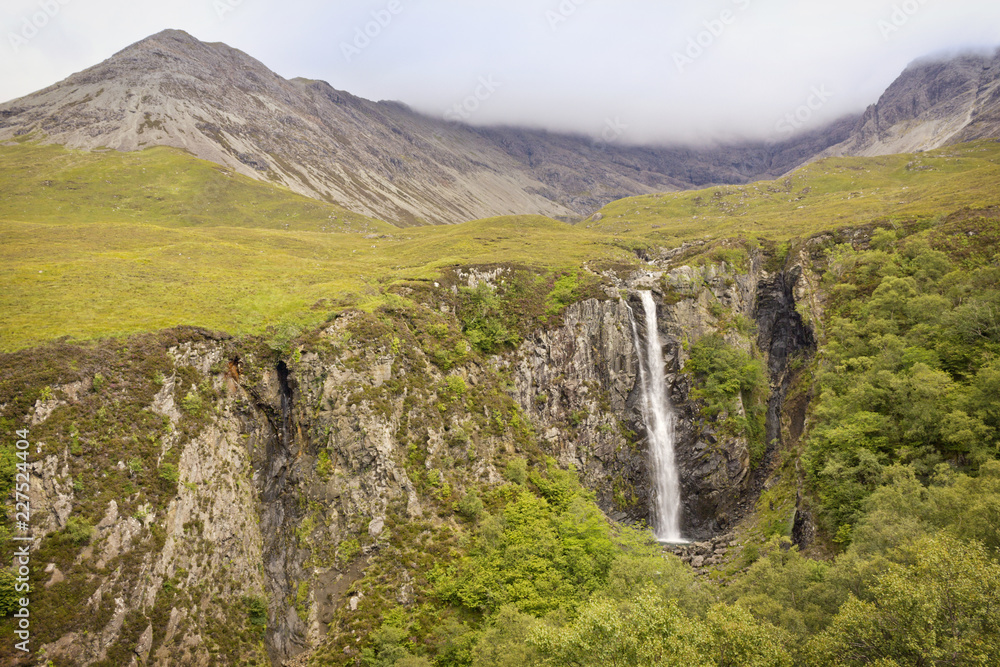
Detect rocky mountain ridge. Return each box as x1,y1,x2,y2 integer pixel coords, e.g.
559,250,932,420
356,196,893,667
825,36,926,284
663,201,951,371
3,31,997,225
827,48,1000,157
0,29,852,225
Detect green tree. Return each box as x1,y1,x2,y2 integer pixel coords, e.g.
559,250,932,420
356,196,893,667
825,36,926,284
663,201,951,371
807,535,1000,666
529,586,709,667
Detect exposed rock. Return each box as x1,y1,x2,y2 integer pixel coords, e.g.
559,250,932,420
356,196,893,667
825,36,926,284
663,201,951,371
827,48,1000,157
135,623,154,662
0,30,856,226
44,565,65,588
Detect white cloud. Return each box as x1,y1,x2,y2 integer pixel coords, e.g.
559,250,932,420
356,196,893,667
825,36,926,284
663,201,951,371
1,0,998,143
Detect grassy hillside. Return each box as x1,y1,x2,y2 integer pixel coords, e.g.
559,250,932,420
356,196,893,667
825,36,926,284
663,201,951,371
588,140,1000,243
2,139,1000,351
2,136,1000,667
0,144,634,351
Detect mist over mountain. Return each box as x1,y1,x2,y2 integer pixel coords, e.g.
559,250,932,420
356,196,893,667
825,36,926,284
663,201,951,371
0,29,851,225
1,30,998,226
825,47,1000,156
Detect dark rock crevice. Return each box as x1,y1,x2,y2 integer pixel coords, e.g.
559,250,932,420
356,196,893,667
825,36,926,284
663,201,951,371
249,361,309,665
752,267,815,482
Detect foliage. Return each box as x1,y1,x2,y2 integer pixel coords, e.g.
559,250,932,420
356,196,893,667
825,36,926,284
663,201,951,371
0,570,17,617
806,534,1000,666
458,283,520,354
805,228,1000,536
529,586,709,666
434,469,618,616
504,458,528,485
242,595,268,627
725,538,844,637
456,490,484,522
471,605,541,667
0,445,15,497
60,516,94,545
338,538,361,563
316,449,334,479
158,463,180,485
686,333,768,464
529,586,792,667
361,623,429,666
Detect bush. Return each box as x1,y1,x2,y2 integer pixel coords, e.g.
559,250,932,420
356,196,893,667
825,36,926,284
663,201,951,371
338,538,361,563
62,516,94,545
457,491,484,522
316,449,334,479
181,388,203,416
686,334,768,464
458,283,519,354
504,459,527,485
0,445,16,496
0,569,18,616
242,595,267,627
158,463,180,485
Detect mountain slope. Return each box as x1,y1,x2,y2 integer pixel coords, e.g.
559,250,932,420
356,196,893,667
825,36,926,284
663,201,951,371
3,136,1000,353
830,48,1000,157
0,29,850,225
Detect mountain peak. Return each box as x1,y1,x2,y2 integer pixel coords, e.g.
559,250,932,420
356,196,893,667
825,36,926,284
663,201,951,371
820,47,1000,157
1,31,996,224
137,27,199,44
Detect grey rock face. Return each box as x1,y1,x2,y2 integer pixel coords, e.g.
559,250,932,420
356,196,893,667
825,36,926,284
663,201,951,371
828,48,1000,157
0,29,852,225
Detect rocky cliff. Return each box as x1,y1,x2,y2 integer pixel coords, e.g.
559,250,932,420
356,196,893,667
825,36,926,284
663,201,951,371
829,48,1000,157
3,243,821,665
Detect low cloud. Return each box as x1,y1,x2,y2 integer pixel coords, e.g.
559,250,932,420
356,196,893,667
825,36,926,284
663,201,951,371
2,0,999,145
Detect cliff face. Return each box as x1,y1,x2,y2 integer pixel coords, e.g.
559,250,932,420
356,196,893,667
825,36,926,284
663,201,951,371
829,49,1000,157
9,248,818,665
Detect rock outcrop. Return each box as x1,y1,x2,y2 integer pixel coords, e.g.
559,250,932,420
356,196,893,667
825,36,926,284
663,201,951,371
13,245,819,664
0,30,852,225
828,48,1000,157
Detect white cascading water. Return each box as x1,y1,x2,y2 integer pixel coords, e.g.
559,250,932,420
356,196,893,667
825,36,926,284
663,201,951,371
626,291,684,542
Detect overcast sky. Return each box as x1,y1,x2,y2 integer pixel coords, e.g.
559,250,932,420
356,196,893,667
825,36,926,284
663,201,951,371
2,0,999,144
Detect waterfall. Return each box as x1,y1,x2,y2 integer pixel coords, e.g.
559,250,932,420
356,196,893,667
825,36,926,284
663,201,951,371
626,291,684,542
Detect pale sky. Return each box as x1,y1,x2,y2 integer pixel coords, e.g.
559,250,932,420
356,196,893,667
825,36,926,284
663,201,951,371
2,0,999,144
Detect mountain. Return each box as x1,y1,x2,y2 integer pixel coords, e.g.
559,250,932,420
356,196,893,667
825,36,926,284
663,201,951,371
829,48,1000,156
0,29,850,226
1,31,998,226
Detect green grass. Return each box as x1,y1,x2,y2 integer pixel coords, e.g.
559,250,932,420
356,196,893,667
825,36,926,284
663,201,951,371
2,139,999,351
0,142,391,233
587,140,1000,243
